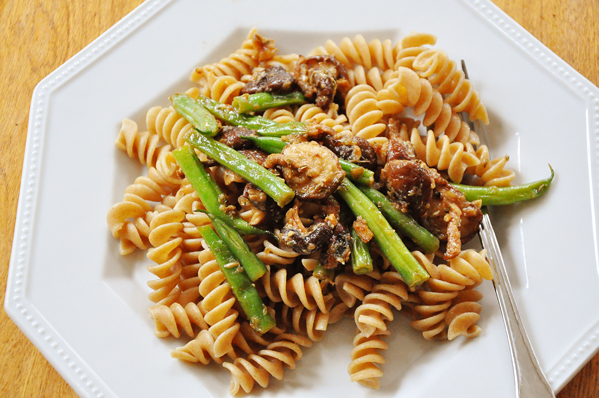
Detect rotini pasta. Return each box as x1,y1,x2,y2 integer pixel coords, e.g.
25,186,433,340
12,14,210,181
347,330,389,390
106,28,523,395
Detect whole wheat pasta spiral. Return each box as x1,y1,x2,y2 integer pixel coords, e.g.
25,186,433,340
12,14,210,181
310,35,399,71
148,302,208,338
347,330,390,390
115,118,169,167
262,106,296,124
345,84,387,141
293,103,349,132
145,202,186,305
279,302,332,341
171,329,225,365
223,333,313,395
256,239,300,266
412,49,489,124
384,67,477,144
353,272,408,337
347,66,395,91
394,31,438,69
409,129,481,183
145,105,195,149
201,73,245,105
191,28,275,85
471,145,516,186
261,267,331,313
197,243,241,358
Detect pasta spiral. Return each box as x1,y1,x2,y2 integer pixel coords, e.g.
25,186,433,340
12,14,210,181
409,129,481,183
261,267,331,314
471,145,515,186
191,28,275,85
256,239,300,266
148,302,208,338
106,170,177,255
412,49,489,124
354,272,408,337
115,118,169,168
197,242,241,358
262,106,296,124
145,105,195,149
279,300,332,341
347,65,396,91
384,67,477,144
201,72,245,105
223,333,313,395
293,103,349,132
347,330,389,390
394,31,437,69
146,203,185,305
334,273,376,309
408,250,492,340
171,329,224,365
345,84,386,141
310,34,399,71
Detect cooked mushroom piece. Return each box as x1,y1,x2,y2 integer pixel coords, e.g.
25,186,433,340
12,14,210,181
263,141,346,200
381,139,483,259
241,65,297,94
279,199,339,255
320,222,352,268
217,125,257,150
292,55,350,110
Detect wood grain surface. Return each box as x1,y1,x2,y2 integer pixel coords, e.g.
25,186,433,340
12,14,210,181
1,0,598,397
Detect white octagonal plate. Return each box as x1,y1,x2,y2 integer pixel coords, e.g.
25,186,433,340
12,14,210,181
6,0,599,397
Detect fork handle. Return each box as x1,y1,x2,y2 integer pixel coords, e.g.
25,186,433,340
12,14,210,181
480,212,555,398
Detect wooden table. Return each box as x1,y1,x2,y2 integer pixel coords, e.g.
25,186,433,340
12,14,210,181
1,0,597,396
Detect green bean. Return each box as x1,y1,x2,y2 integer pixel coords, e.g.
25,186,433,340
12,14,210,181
186,131,295,207
197,225,275,333
312,263,335,282
451,165,554,206
171,94,220,137
172,146,268,236
232,92,307,114
351,228,373,275
240,135,374,187
359,186,439,254
196,95,306,136
207,214,268,281
337,178,429,287
241,135,287,153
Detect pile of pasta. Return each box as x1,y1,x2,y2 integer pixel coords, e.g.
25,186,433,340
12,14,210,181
107,29,508,394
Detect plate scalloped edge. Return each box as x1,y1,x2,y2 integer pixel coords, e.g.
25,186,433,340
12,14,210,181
4,0,599,396
4,1,174,397
463,0,599,391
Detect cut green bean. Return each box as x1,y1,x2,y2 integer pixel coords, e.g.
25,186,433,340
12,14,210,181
360,186,439,254
351,228,373,275
207,214,268,281
337,178,429,287
233,92,307,114
197,95,306,136
312,263,335,281
171,94,220,137
241,135,287,154
186,131,295,207
172,146,268,236
451,165,554,206
241,135,374,187
198,225,275,333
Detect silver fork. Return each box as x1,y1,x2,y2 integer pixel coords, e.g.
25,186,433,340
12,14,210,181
461,60,555,398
